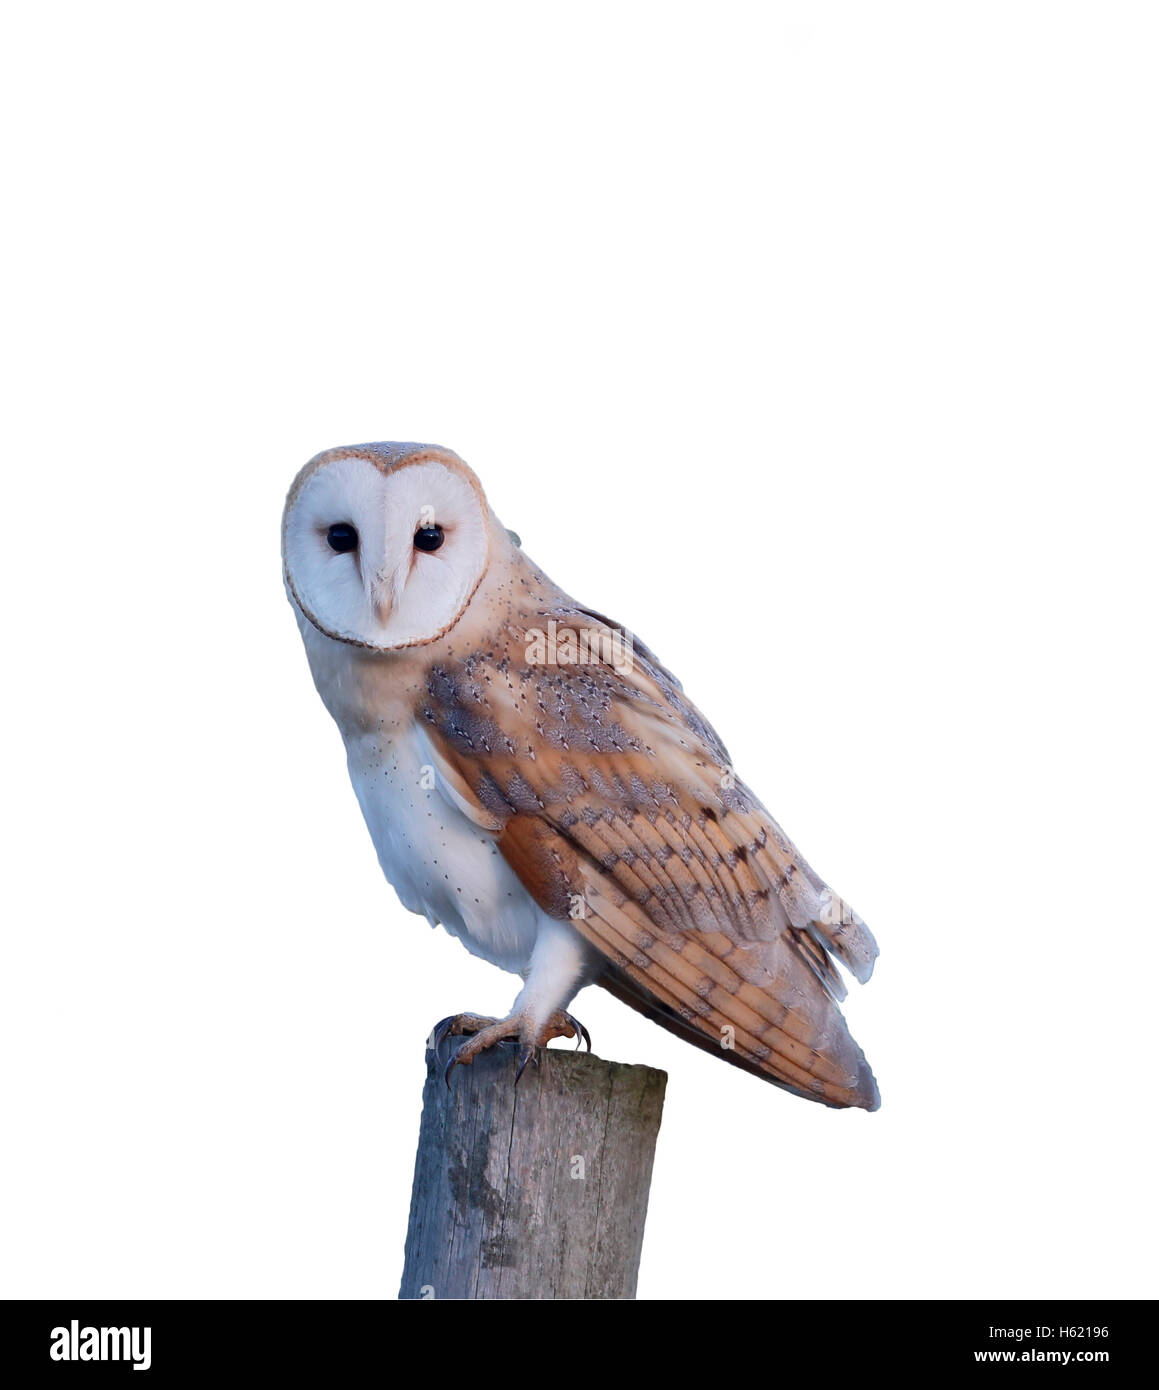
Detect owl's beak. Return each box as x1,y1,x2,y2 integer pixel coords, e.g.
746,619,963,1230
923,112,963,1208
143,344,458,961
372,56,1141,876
369,575,396,625
367,550,412,627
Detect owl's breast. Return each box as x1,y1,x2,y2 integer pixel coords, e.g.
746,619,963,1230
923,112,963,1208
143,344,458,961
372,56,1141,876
344,723,543,974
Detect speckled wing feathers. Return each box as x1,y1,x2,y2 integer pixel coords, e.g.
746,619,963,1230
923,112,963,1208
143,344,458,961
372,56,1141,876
419,603,880,1110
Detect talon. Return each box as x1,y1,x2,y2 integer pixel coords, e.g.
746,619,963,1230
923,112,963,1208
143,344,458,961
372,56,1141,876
431,1016,455,1064
515,1045,539,1084
444,1048,469,1089
564,1013,591,1052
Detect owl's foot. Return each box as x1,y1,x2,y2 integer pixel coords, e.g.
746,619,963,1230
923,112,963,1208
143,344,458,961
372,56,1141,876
431,1009,591,1088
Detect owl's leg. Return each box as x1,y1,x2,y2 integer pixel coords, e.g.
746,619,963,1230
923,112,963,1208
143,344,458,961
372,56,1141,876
437,919,595,1087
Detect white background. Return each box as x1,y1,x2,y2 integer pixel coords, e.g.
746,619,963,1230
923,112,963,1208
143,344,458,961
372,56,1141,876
2,2,1155,1300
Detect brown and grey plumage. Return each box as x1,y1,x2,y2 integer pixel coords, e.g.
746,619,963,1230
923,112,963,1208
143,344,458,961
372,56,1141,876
283,442,880,1111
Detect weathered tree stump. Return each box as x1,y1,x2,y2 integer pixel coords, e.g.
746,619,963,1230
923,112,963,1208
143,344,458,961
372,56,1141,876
400,1039,667,1300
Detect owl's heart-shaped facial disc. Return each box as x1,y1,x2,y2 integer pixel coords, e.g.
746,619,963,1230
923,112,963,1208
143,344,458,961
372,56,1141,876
283,446,490,650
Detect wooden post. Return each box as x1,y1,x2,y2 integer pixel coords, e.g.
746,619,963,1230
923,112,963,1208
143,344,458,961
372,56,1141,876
399,1038,667,1300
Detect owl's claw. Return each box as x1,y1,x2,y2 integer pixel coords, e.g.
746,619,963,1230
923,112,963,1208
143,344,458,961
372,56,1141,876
432,1008,591,1088
430,1016,454,1065
515,1045,539,1084
563,1012,592,1051
429,1012,503,1071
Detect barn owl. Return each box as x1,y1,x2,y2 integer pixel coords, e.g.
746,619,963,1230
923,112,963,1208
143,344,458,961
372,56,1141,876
283,442,880,1110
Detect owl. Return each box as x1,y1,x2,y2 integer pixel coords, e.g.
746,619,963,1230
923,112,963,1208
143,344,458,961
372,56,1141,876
283,442,880,1109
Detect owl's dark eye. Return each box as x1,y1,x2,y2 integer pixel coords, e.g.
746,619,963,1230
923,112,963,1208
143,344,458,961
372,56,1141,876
326,523,359,553
413,524,445,553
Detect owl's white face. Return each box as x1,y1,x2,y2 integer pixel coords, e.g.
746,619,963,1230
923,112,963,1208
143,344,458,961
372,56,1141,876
282,451,490,650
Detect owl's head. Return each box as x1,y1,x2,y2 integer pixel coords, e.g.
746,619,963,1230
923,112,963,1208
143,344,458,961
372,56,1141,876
282,443,492,650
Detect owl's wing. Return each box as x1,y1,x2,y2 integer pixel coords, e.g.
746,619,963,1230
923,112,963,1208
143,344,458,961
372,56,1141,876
418,603,879,1109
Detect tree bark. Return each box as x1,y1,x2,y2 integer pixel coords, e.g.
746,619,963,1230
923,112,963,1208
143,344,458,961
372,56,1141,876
399,1039,667,1300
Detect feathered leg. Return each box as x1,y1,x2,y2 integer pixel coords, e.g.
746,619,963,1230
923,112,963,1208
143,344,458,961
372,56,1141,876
432,919,596,1085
